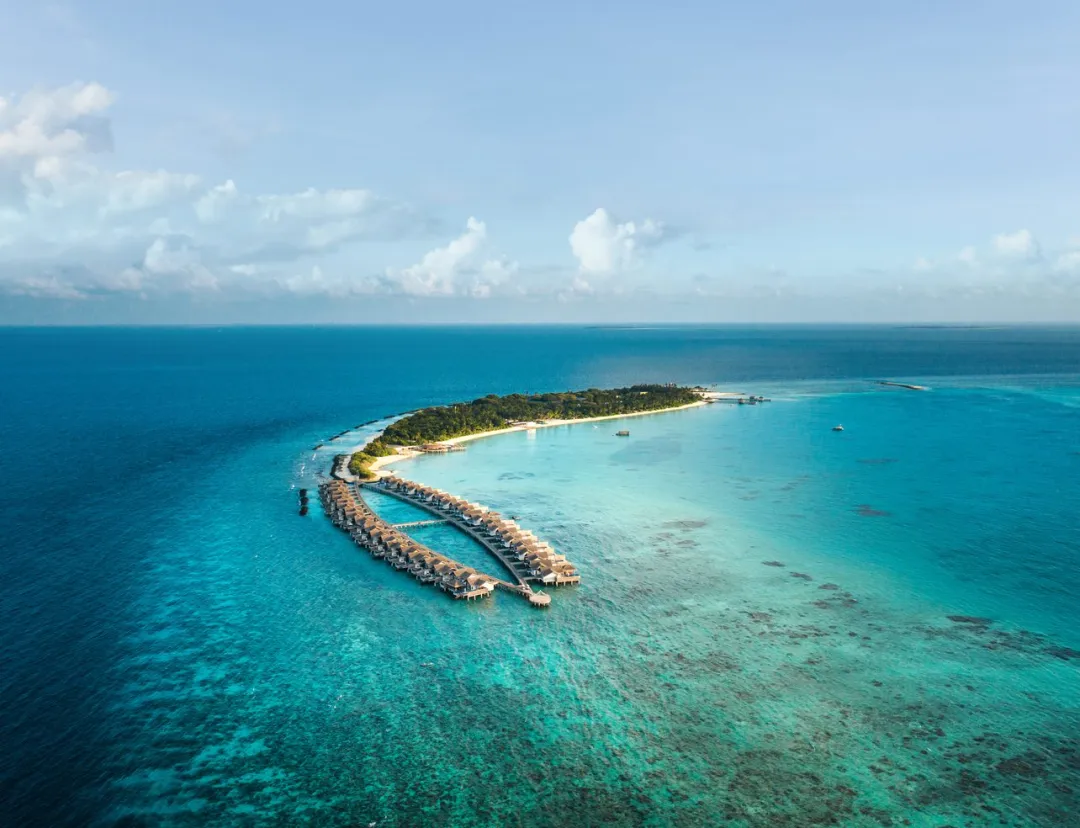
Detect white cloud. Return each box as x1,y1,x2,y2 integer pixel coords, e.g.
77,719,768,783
394,216,486,295
3,274,87,299
557,276,595,302
381,217,517,297
97,170,201,216
276,265,352,297
138,236,217,290
957,246,978,266
569,208,664,274
0,81,113,169
192,179,421,259
194,179,237,222
993,229,1040,260
1055,250,1080,274
0,82,440,298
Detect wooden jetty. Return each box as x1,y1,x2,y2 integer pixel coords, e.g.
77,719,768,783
707,394,772,405
370,475,581,588
318,479,553,607
876,380,928,392
319,480,496,601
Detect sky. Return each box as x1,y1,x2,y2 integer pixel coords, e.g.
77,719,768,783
1,0,1080,324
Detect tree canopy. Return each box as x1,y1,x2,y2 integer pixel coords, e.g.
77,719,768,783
348,384,698,479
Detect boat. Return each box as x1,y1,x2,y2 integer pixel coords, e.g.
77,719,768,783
832,425,844,432
615,430,630,437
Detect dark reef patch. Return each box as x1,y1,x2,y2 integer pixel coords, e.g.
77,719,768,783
497,471,535,481
662,519,708,530
1045,645,1080,661
812,592,859,610
855,504,892,517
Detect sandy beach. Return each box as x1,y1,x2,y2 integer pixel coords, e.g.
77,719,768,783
442,399,707,445
348,399,708,480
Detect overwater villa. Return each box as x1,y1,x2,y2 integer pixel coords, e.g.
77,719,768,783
372,474,581,588
318,480,498,601
318,475,568,606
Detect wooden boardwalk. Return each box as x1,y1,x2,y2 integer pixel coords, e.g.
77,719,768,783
365,483,534,588
318,480,498,602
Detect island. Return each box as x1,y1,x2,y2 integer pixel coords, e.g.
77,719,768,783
319,384,711,608
346,383,705,480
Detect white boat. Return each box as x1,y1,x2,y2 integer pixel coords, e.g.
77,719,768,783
832,425,844,432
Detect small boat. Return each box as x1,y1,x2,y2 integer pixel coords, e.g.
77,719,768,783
832,425,844,432
615,430,630,437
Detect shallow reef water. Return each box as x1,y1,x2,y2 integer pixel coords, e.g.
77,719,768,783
3,326,1079,826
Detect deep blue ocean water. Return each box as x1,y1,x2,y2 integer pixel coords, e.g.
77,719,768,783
2,325,1079,826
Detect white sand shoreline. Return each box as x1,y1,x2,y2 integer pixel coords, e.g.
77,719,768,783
354,399,708,479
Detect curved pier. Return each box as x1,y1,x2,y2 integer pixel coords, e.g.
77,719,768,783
370,475,581,587
319,480,497,601
319,480,553,606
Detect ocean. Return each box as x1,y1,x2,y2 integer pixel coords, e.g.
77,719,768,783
2,325,1079,827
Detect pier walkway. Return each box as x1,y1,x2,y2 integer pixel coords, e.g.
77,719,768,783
368,482,533,588
318,479,552,607
368,475,581,588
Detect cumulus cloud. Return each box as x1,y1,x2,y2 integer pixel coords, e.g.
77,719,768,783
569,208,664,274
957,246,978,266
915,231,1058,278
993,229,1041,260
1055,249,1080,274
129,236,218,291
0,81,442,299
392,217,486,295
0,81,113,169
381,217,517,297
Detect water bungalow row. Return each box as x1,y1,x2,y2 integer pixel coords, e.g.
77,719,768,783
418,443,466,454
318,480,498,600
372,475,582,587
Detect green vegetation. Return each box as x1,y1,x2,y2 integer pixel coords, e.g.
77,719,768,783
348,384,700,479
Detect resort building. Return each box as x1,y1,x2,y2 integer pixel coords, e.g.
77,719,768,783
319,473,573,606
373,474,581,588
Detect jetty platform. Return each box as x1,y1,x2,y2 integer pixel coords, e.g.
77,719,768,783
318,479,554,606
876,380,928,391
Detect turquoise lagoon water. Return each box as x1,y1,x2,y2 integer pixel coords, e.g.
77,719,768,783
2,326,1080,826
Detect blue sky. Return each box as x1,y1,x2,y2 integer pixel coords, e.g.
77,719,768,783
2,0,1079,323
